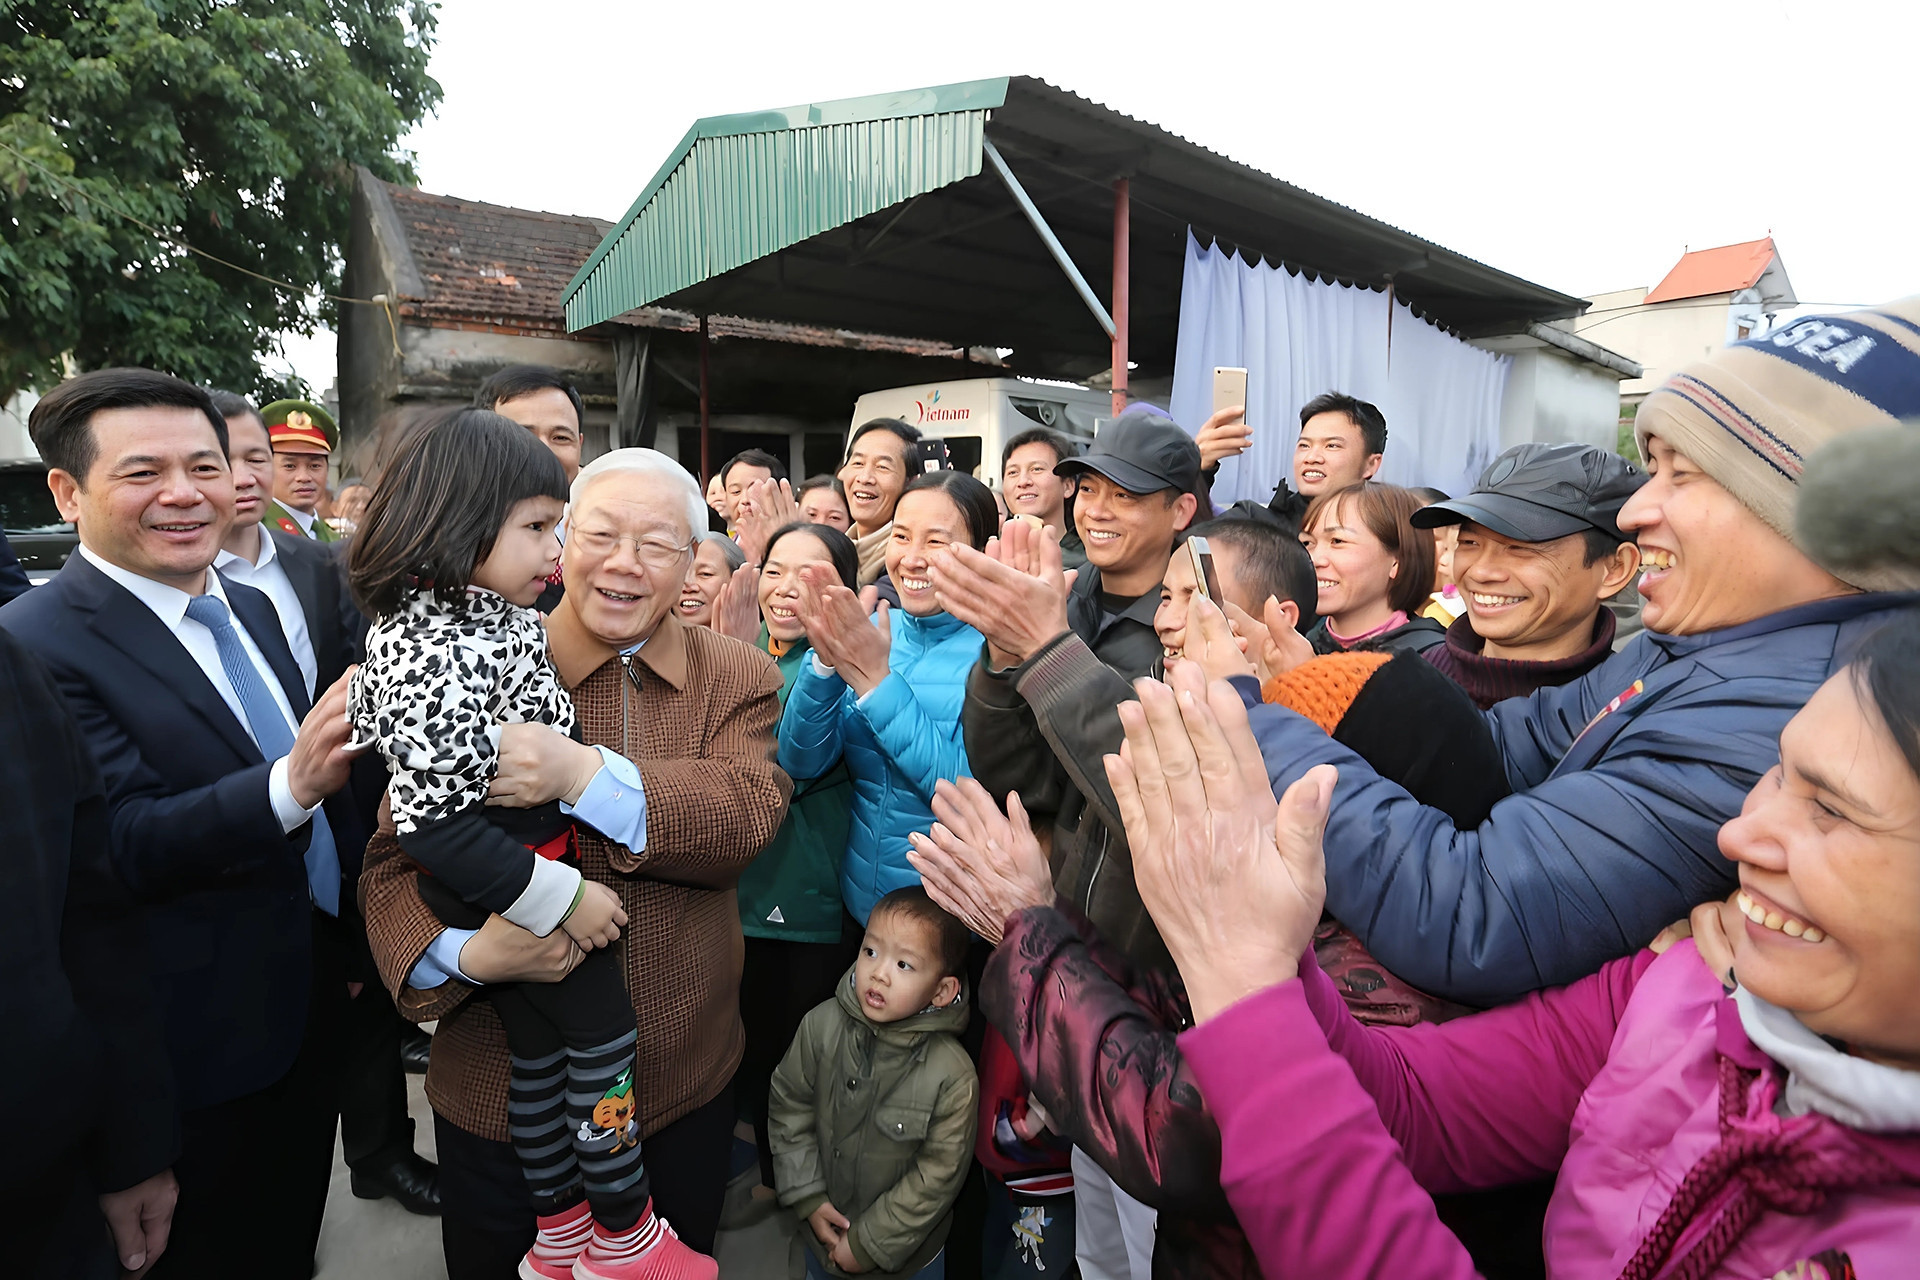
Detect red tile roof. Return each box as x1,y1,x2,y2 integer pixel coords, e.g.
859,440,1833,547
385,183,613,334
377,178,965,358
1643,237,1776,305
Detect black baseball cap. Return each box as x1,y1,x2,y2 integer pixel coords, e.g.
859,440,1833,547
1055,409,1201,496
1411,442,1645,543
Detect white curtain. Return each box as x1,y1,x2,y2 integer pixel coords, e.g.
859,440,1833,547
1168,232,1511,504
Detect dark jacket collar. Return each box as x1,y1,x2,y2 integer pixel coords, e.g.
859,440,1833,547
1441,607,1616,674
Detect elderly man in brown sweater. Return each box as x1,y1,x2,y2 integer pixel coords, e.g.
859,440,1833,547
360,448,790,1277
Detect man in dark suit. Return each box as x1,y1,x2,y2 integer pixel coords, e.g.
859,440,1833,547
210,389,442,1215
0,369,365,1279
1,626,178,1279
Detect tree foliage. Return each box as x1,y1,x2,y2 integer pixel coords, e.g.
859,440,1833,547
0,1,440,403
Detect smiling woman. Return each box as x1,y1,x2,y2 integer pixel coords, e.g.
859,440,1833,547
1112,621,1920,1279
776,471,992,925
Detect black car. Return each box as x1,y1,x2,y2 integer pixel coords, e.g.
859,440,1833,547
0,460,78,585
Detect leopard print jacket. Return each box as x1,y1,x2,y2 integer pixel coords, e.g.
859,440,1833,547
348,587,576,834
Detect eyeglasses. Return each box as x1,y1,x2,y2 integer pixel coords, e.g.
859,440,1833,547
571,527,694,569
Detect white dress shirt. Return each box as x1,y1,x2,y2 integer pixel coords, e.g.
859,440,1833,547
215,528,318,698
79,545,320,834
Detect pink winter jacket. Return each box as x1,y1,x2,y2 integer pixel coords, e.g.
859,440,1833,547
1180,942,1920,1279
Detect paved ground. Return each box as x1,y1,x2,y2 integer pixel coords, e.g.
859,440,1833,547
317,1073,797,1279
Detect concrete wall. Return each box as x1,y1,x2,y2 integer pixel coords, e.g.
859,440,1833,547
1572,287,1730,399
1495,346,1622,452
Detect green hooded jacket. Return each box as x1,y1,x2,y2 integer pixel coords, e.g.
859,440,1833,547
738,637,851,942
768,966,978,1277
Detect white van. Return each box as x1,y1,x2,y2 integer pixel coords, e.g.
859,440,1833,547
847,377,1111,480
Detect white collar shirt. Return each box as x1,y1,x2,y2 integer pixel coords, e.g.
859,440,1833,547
216,529,318,698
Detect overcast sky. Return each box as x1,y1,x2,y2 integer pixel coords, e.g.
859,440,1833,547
275,0,1920,392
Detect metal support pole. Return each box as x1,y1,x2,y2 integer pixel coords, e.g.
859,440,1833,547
698,314,711,482
982,138,1115,339
1111,177,1130,418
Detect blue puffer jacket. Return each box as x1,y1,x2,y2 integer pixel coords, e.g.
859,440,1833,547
1243,592,1920,1008
778,608,981,925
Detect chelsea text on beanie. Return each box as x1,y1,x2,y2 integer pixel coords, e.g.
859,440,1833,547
1632,298,1920,590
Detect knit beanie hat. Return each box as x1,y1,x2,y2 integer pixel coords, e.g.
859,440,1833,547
1633,297,1920,590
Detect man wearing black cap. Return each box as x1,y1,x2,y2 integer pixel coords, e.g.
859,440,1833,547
1414,443,1644,709
933,408,1198,1280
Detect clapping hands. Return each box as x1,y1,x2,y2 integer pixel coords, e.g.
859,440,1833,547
794,562,892,697
732,477,801,566
1104,662,1337,1023
929,517,1075,670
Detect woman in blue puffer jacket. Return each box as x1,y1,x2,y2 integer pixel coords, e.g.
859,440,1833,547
778,469,998,924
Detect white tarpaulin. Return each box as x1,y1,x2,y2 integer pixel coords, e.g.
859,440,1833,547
1168,232,1511,505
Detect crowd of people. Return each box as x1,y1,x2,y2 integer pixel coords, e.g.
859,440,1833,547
6,296,1919,1280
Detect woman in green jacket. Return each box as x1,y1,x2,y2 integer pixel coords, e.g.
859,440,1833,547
736,522,862,1197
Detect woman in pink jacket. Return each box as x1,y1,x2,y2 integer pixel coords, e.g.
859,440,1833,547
1103,614,1920,1280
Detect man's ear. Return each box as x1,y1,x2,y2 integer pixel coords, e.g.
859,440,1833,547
47,468,83,524
1598,541,1641,601
1274,596,1301,631
933,974,961,1008
1171,491,1199,532
1359,453,1384,481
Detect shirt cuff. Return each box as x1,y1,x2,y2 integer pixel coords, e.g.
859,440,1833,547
268,756,322,834
408,926,479,989
562,745,648,853
810,651,836,677
500,857,584,936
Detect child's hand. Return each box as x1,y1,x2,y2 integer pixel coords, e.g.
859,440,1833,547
807,1201,850,1250
829,1231,865,1274
561,881,627,949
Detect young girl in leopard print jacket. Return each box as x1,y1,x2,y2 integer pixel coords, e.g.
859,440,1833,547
347,409,714,1280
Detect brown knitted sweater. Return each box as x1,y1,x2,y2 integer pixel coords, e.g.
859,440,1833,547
360,603,790,1142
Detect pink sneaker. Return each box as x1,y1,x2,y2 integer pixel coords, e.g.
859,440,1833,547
519,1200,593,1280
571,1205,718,1280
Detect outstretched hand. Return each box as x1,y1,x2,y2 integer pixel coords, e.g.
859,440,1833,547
1105,661,1337,1023
930,518,1074,670
906,777,1053,945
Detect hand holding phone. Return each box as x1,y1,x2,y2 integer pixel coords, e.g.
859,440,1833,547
1200,367,1253,468
1187,536,1223,603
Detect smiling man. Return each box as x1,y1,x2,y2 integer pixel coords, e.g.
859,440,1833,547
1241,300,1920,1009
1195,391,1386,530
1413,443,1643,708
359,447,790,1273
0,369,366,1277
1000,426,1086,569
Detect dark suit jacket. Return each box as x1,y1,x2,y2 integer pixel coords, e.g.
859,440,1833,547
268,528,362,691
1,627,177,1191
0,554,366,1110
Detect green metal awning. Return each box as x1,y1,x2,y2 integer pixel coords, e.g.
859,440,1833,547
563,76,1584,378
565,78,1007,331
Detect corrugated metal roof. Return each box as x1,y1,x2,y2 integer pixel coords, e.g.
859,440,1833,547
565,79,1008,329
562,76,1584,369
1644,237,1776,304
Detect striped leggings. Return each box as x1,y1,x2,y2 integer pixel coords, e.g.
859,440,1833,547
493,945,649,1231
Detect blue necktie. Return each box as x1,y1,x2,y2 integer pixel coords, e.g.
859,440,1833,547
184,594,341,915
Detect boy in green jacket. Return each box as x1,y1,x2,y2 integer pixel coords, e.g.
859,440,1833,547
769,887,979,1279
